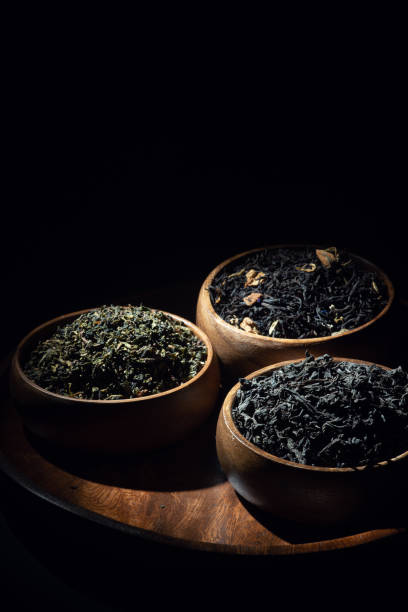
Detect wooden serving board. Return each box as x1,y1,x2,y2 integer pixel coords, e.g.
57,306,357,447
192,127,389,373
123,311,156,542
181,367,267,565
1,366,407,557
1,294,408,558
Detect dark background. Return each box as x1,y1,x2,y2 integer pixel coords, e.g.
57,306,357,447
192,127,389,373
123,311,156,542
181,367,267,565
2,132,406,356
1,126,407,608
1,14,406,603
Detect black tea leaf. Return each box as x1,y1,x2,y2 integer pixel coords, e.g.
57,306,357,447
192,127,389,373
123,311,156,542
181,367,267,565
232,353,408,468
209,247,389,339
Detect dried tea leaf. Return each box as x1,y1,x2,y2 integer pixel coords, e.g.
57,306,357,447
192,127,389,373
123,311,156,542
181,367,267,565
209,246,388,339
326,246,339,257
213,287,222,303
240,317,259,334
231,353,408,468
245,270,266,287
227,268,245,279
316,248,337,269
295,263,316,273
243,292,262,306
23,305,207,400
268,319,279,335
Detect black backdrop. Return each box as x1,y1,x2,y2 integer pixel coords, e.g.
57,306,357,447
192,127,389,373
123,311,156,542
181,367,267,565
1,23,407,605
2,134,406,357
1,125,407,608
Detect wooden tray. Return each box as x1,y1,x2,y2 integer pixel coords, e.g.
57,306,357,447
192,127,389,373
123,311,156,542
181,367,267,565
1,296,408,558
1,382,407,557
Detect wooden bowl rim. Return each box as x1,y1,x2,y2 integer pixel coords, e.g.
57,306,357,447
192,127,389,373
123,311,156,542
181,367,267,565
201,244,395,345
221,356,408,473
13,306,215,405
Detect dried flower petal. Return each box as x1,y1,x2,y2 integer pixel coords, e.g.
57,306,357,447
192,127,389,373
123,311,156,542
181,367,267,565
240,317,259,334
245,270,266,287
243,292,262,306
316,248,338,269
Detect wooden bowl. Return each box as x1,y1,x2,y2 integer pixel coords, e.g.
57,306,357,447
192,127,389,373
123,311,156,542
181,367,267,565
216,357,408,525
9,308,220,454
196,245,395,380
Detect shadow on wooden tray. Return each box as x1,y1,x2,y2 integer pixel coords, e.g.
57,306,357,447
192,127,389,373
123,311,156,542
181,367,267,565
236,489,408,545
23,408,408,553
24,405,226,492
1,466,408,609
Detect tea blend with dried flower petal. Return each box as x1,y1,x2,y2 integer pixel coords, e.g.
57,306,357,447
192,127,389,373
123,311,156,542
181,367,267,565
209,247,389,339
232,353,408,468
23,305,207,400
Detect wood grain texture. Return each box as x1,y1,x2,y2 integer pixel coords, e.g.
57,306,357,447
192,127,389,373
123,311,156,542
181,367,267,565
0,386,406,556
196,246,395,379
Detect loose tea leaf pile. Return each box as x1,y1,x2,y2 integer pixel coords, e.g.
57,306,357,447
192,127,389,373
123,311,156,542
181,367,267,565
232,353,408,467
209,247,388,338
23,305,207,400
